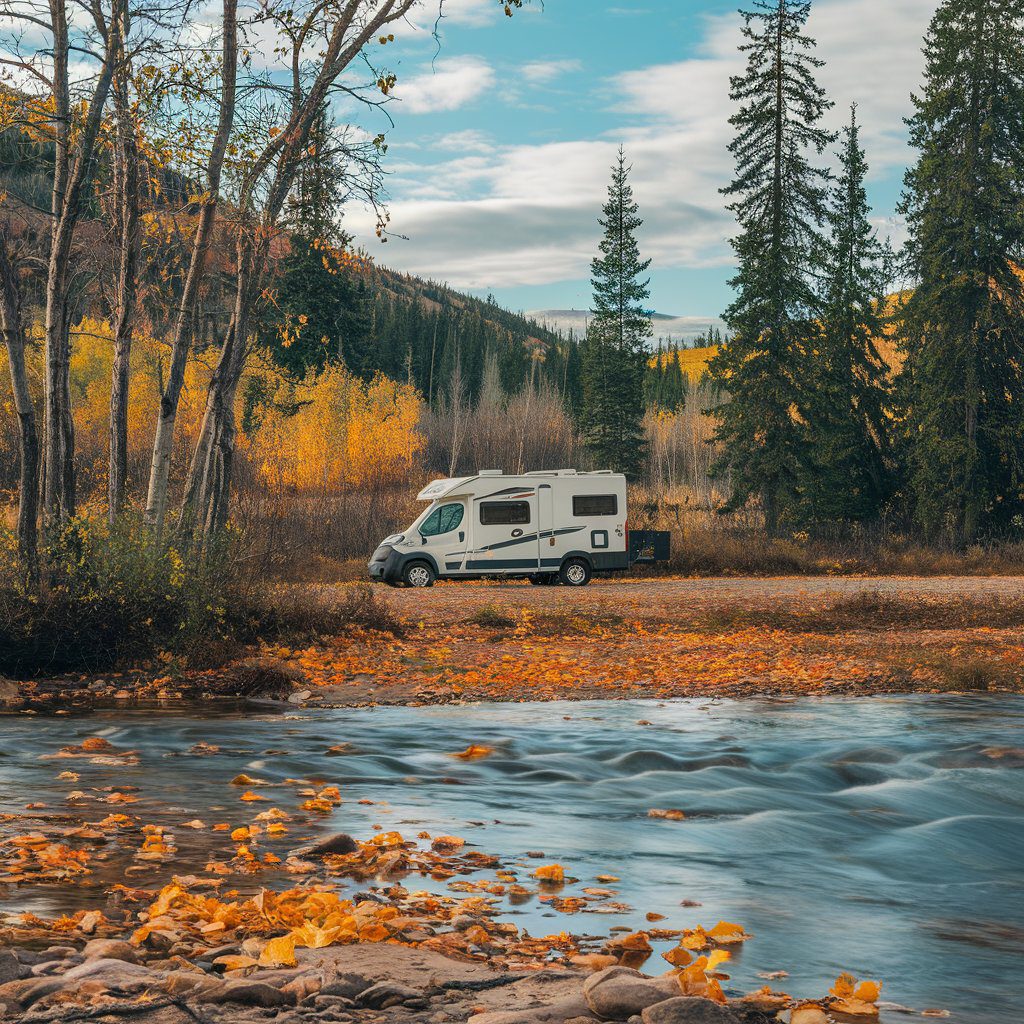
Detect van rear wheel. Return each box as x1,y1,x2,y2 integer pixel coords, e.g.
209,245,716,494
402,561,435,588
559,558,591,587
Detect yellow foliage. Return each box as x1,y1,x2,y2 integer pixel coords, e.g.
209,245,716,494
247,365,422,493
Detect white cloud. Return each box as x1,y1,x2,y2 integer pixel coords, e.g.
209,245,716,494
408,0,519,31
351,0,933,304
434,128,496,152
521,58,583,84
394,55,495,114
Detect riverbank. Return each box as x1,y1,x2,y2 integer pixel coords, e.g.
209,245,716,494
5,576,1024,710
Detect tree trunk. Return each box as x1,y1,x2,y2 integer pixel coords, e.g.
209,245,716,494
0,235,39,575
109,27,140,522
43,0,123,534
143,0,238,538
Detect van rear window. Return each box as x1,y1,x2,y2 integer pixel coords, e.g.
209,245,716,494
573,494,618,516
480,501,531,525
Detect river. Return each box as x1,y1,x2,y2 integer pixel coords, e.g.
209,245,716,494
1,695,1022,1022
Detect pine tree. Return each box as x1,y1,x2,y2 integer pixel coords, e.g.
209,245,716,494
809,105,894,523
897,0,1024,543
581,147,651,478
707,0,833,535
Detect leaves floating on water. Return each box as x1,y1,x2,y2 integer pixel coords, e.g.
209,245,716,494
452,744,495,761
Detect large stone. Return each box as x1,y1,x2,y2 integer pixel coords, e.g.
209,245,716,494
199,979,293,1007
0,957,155,1008
583,966,676,1020
320,973,375,999
0,950,26,985
641,997,741,1024
357,979,423,1009
82,938,141,964
163,973,227,1000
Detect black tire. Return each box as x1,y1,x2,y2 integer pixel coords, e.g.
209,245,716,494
402,561,435,588
529,572,557,586
559,558,591,587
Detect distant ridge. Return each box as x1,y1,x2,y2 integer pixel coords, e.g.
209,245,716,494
528,309,726,344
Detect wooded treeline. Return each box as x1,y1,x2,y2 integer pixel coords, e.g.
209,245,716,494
705,0,1024,543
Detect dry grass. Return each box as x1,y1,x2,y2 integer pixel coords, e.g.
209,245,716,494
234,582,404,642
697,592,1024,634
925,654,1022,692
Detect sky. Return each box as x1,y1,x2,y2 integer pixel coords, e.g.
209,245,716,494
341,0,937,320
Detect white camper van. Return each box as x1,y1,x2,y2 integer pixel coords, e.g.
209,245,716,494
368,470,634,587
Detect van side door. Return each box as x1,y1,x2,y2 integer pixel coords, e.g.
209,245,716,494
466,491,537,573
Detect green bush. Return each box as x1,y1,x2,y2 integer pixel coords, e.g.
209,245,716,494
0,515,233,678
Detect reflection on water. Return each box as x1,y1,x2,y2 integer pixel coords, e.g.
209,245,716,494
1,695,1022,1022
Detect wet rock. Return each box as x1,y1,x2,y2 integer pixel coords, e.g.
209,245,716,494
357,979,424,1009
288,689,313,704
281,973,324,1002
641,997,741,1024
163,973,227,1000
82,938,141,964
315,994,356,1009
320,974,375,1000
468,995,595,1024
200,979,293,1007
0,950,26,985
291,832,359,858
583,966,675,1020
29,960,68,977
140,929,180,952
2,958,155,1008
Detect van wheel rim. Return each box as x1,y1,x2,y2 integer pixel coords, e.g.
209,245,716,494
566,564,586,584
408,567,430,587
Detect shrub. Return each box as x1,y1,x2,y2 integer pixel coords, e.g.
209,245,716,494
0,515,232,678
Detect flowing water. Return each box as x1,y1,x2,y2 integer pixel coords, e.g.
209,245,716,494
1,695,1023,1021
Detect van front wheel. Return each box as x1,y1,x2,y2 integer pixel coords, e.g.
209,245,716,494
402,561,435,588
559,558,591,587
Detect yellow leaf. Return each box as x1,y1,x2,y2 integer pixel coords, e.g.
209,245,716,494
258,935,297,968
663,945,693,967
452,744,494,760
855,980,882,1003
533,864,564,883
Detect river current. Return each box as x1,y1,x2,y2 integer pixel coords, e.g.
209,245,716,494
1,695,1022,1021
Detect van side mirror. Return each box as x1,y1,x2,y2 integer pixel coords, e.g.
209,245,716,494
422,535,427,545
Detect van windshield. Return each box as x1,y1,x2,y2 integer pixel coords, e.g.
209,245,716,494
415,501,464,537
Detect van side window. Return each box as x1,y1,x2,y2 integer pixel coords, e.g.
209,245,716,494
573,494,618,516
480,501,531,525
420,502,464,537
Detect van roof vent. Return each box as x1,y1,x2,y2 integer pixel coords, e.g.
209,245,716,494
478,469,504,476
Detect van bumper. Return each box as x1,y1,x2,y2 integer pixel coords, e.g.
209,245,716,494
367,545,402,583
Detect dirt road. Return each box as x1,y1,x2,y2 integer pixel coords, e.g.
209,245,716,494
374,573,1024,625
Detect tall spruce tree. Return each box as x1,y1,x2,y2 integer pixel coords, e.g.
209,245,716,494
898,0,1024,543
581,147,651,478
707,0,832,535
809,105,894,523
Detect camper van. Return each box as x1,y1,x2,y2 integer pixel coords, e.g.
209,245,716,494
368,469,667,588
